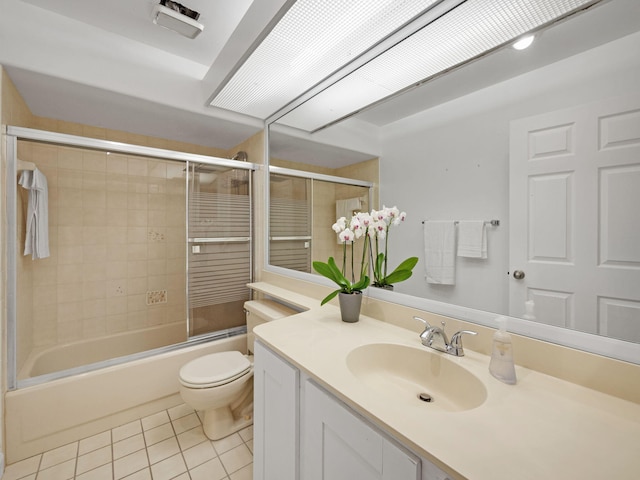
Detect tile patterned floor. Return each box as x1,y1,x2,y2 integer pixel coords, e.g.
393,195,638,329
3,404,253,480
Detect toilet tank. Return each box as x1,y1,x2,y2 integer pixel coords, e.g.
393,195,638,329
244,300,297,354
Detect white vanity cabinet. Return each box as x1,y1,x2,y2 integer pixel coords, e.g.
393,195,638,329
302,379,420,480
253,341,299,480
254,341,452,480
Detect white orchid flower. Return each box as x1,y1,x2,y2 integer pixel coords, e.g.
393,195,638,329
350,216,364,238
393,210,406,226
339,228,354,243
332,216,347,233
373,220,387,239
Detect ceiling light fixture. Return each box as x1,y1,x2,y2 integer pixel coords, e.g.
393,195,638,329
513,34,535,50
210,0,600,130
152,0,204,39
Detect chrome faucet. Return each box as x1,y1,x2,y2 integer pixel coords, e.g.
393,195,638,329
413,316,477,357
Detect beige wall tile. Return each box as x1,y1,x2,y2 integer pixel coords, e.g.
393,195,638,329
58,282,84,304
59,207,84,227
83,151,107,172
83,226,108,245
128,278,147,295
83,299,106,319
106,297,128,315
58,246,84,265
106,154,129,174
106,261,128,280
83,281,106,300
84,245,107,263
108,191,129,209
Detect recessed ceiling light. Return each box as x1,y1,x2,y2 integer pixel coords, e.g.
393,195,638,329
513,34,535,50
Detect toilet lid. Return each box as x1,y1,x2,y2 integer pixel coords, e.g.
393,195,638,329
179,351,251,388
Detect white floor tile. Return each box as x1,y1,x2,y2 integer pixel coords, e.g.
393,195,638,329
238,425,253,442
143,423,175,447
78,431,111,456
149,453,187,480
76,446,112,475
182,440,217,469
229,463,253,480
121,467,152,480
146,437,180,465
112,420,142,443
212,433,243,455
188,458,228,480
172,473,191,480
8,405,253,480
219,444,252,475
37,458,76,480
177,425,208,451
167,403,194,421
113,449,149,480
171,412,200,434
141,410,170,431
113,433,145,460
75,463,113,480
40,443,78,470
2,455,41,480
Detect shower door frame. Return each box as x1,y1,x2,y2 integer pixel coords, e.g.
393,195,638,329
5,126,257,390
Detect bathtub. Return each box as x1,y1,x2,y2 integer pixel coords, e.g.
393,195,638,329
18,322,188,380
5,333,247,464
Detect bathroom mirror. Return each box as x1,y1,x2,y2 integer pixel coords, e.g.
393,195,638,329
265,0,640,363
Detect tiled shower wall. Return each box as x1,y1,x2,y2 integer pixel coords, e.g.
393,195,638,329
15,140,188,372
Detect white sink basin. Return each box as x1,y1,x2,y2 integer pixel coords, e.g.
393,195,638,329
346,343,487,412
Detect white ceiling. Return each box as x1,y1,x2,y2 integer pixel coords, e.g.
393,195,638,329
1,0,638,166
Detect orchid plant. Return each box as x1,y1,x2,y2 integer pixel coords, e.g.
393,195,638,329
313,205,418,305
312,216,370,305
366,206,418,288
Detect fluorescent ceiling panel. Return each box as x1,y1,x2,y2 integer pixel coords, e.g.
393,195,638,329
209,0,440,117
277,0,598,132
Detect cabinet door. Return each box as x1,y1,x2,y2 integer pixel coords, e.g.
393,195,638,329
253,341,299,480
302,380,420,480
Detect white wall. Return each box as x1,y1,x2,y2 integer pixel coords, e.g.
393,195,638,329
379,31,640,316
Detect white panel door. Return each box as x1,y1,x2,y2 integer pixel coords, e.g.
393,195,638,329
253,341,299,480
302,380,420,480
510,94,640,341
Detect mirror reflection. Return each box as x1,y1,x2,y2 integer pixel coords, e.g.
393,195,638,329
267,0,640,347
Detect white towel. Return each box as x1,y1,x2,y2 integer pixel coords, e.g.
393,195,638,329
19,167,50,259
423,221,456,285
457,221,487,259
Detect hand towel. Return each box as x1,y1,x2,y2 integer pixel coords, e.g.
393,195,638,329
423,221,456,285
457,220,487,258
19,167,50,259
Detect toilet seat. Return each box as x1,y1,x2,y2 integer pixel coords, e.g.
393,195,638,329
179,351,252,389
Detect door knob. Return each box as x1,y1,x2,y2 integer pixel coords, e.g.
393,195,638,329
513,270,525,280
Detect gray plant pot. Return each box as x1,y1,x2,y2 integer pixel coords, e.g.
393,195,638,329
338,292,362,323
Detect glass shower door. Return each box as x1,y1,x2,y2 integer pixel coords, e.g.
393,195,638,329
269,174,312,272
187,163,252,337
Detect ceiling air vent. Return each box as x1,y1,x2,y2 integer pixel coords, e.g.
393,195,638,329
152,0,204,39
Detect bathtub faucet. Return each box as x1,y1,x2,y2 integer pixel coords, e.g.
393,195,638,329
413,316,477,357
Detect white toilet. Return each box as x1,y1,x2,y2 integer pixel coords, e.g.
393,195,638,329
179,299,297,440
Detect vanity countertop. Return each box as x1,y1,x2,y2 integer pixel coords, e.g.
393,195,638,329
250,284,640,480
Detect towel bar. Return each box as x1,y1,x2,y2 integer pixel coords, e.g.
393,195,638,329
421,219,500,226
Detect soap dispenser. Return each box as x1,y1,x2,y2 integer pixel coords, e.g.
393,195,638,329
489,316,517,384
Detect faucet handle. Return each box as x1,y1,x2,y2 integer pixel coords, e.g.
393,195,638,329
413,316,431,329
448,330,477,357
